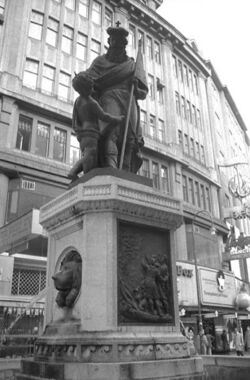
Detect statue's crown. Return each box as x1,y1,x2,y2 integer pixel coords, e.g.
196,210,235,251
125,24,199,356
107,21,128,37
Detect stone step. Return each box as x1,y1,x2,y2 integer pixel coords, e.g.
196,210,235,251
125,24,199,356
21,358,64,380
16,375,56,380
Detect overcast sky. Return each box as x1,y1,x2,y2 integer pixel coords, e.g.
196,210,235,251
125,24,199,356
157,0,250,134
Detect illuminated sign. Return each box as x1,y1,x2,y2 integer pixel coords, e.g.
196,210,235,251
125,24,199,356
200,268,236,307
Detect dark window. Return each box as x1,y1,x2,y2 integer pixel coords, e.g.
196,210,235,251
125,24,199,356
36,122,50,157
182,175,188,202
16,115,32,151
53,127,66,162
152,162,160,189
141,159,150,178
161,166,169,193
154,41,161,64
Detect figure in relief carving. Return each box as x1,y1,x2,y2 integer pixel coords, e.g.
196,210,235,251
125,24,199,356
119,254,171,323
52,250,82,309
82,23,148,172
68,72,124,181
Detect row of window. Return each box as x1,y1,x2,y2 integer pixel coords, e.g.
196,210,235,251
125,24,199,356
178,130,205,164
182,174,211,211
29,5,111,53
172,55,199,95
175,91,202,128
128,24,161,64
16,115,80,165
140,111,165,143
139,159,170,193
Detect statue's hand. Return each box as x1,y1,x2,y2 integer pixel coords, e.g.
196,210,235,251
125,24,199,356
117,115,125,124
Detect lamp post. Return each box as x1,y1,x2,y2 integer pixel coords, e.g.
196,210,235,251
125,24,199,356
192,209,216,331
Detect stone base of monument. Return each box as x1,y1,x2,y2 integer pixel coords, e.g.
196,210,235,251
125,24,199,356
17,169,204,380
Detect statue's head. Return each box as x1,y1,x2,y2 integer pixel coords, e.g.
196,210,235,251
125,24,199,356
72,72,94,97
52,250,82,308
106,25,128,49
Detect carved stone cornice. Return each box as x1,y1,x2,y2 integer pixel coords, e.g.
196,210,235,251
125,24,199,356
34,336,189,363
40,177,183,231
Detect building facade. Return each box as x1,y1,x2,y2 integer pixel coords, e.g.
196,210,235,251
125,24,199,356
0,0,250,345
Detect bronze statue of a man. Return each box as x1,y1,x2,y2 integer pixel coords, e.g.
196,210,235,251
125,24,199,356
83,25,148,173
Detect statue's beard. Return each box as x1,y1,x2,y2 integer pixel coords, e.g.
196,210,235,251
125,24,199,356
106,46,128,63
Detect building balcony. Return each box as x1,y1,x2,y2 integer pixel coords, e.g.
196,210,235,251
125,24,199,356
0,209,47,256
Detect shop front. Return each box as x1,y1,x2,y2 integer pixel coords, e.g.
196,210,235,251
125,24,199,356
177,261,239,353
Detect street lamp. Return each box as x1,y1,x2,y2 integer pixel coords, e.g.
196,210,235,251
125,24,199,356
192,209,216,331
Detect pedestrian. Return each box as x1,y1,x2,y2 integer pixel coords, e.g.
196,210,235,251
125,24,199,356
200,328,209,355
233,327,244,356
205,328,213,355
221,329,230,353
244,326,250,353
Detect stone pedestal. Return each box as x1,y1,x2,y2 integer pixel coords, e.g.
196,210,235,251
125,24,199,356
18,169,204,380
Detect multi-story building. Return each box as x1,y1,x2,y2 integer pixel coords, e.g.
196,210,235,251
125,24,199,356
0,0,249,350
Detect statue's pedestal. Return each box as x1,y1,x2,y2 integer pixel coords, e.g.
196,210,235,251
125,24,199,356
18,169,204,380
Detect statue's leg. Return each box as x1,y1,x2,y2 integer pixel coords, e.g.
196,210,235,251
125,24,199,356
121,131,135,171
81,137,98,173
68,159,84,180
104,127,120,168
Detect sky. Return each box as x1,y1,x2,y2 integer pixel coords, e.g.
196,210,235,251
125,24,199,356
157,0,250,133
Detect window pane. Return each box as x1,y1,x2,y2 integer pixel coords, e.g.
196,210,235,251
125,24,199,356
161,166,169,193
92,1,101,25
23,59,39,89
58,72,71,100
62,26,73,54
41,65,55,94
65,0,75,10
16,115,32,151
46,18,59,46
36,122,50,157
140,110,147,134
141,159,150,178
76,32,87,60
70,134,80,165
149,115,156,139
53,128,66,162
0,0,5,15
28,11,44,40
154,41,161,64
146,36,153,59
79,0,89,18
158,119,164,142
152,162,160,189
90,39,101,61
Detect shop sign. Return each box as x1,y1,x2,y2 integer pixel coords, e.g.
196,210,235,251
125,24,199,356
200,268,236,307
176,264,193,277
176,262,197,306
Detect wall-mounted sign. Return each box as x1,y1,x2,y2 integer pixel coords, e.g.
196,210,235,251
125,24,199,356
224,227,250,260
176,262,197,306
200,268,236,307
224,204,250,220
176,265,193,277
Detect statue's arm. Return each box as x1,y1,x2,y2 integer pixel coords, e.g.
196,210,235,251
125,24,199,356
72,98,82,135
90,97,124,123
